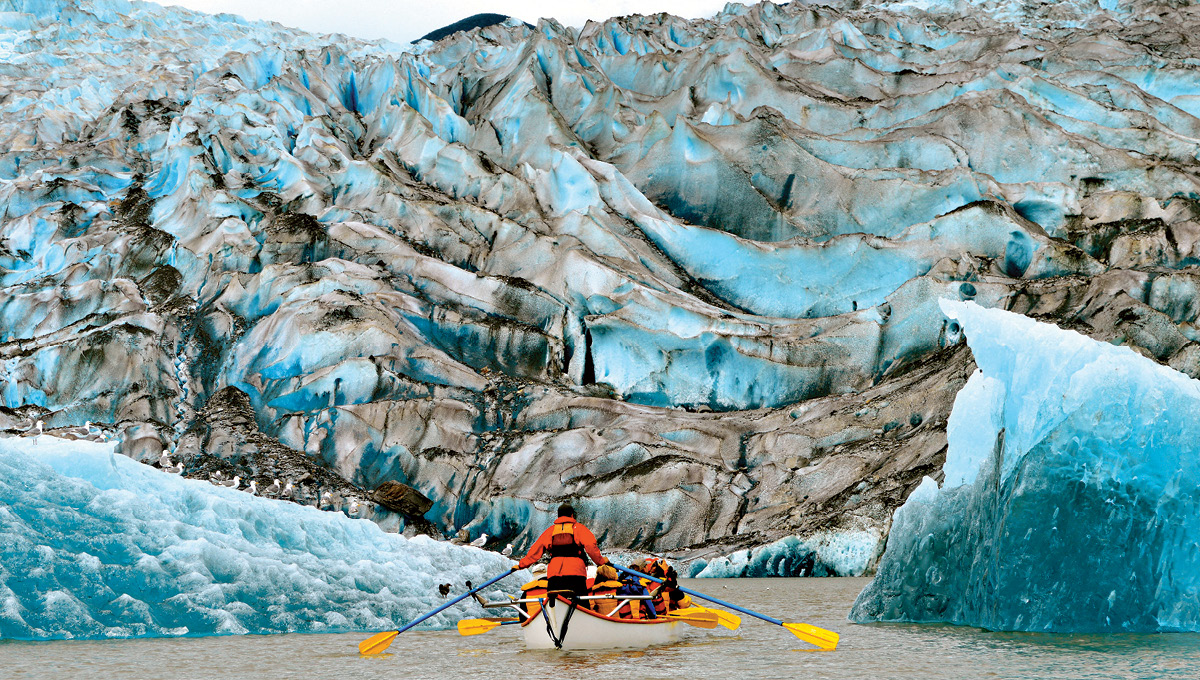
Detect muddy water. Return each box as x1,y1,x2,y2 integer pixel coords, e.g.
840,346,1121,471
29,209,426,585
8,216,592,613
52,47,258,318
4,578,1199,679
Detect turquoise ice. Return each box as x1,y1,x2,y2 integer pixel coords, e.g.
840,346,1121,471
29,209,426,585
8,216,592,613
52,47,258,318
851,300,1200,632
0,436,512,640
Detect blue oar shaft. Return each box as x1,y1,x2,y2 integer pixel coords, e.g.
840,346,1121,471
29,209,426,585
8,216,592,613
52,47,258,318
612,564,784,627
398,570,514,634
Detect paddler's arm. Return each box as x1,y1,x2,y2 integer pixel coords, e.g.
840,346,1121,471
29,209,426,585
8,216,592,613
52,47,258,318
514,526,553,570
577,523,608,566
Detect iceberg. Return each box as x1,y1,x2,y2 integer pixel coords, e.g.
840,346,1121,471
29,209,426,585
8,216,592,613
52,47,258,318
691,530,881,578
850,300,1200,632
0,436,513,640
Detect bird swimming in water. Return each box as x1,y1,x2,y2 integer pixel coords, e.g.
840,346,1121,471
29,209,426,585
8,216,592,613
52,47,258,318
469,533,488,548
438,583,451,598
501,543,513,556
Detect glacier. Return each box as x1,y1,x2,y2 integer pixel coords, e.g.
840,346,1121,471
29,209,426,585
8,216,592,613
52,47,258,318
0,435,513,640
850,300,1200,632
5,0,1200,574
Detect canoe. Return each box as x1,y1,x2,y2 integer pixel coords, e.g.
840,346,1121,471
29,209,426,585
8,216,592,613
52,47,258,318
521,596,686,650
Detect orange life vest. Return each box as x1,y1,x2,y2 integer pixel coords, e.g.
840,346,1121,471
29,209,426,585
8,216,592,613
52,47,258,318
587,579,623,616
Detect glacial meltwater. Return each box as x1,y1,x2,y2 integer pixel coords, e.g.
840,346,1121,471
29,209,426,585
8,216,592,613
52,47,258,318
3,578,1198,680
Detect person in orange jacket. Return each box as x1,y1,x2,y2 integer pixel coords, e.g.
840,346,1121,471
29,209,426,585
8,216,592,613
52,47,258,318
512,502,607,604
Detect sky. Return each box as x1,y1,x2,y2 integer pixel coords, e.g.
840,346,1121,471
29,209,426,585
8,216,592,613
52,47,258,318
161,1,759,44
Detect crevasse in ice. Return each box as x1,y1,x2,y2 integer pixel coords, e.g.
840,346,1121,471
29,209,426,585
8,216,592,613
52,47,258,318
0,436,513,640
850,300,1200,632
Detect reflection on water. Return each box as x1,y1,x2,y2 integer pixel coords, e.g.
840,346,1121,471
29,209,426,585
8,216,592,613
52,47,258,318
4,578,1199,679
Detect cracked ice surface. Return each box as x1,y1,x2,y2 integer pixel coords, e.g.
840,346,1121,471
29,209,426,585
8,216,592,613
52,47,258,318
850,300,1200,632
0,435,510,640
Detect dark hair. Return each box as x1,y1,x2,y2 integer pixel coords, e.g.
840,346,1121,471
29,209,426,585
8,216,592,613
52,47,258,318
557,502,575,518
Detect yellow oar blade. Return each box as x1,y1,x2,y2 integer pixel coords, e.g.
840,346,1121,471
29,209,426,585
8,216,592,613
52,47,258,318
679,606,741,631
359,630,399,655
457,618,504,636
783,622,839,650
667,611,720,629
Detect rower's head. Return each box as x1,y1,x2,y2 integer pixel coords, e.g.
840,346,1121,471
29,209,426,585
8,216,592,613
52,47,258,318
557,502,575,518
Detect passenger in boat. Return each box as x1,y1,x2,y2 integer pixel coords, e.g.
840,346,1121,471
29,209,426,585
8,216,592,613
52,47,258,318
614,566,656,620
639,558,692,615
512,502,608,604
587,564,625,616
517,563,548,616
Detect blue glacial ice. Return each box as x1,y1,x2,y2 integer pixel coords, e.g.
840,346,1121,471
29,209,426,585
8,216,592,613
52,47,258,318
0,436,514,640
690,529,881,578
850,300,1200,632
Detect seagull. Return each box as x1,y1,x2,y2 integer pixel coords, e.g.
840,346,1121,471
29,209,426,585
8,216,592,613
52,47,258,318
469,533,488,548
320,491,334,509
221,475,240,490
245,480,258,495
282,481,294,498
31,419,43,444
501,543,513,557
165,461,183,475
349,500,360,516
158,453,172,469
265,479,281,495
438,583,451,598
60,421,92,440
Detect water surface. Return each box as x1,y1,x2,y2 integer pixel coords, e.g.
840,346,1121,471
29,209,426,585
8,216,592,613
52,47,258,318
4,578,1198,679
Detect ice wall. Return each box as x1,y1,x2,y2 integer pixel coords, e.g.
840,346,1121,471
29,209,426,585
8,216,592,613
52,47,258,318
7,0,1200,561
850,300,1200,632
0,436,513,640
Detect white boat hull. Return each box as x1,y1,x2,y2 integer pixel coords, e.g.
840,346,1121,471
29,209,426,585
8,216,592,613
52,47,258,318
522,599,685,650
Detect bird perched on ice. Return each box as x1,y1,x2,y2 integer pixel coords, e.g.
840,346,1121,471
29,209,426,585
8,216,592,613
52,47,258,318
349,500,360,516
264,479,281,495
282,481,294,498
165,460,183,475
469,533,488,548
245,480,258,495
438,583,451,598
221,475,240,490
501,543,513,557
59,421,92,440
158,452,172,469
320,491,334,509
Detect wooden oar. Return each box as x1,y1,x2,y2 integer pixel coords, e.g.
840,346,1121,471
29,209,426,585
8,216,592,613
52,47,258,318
359,570,517,654
457,618,521,636
673,606,741,630
613,564,839,650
